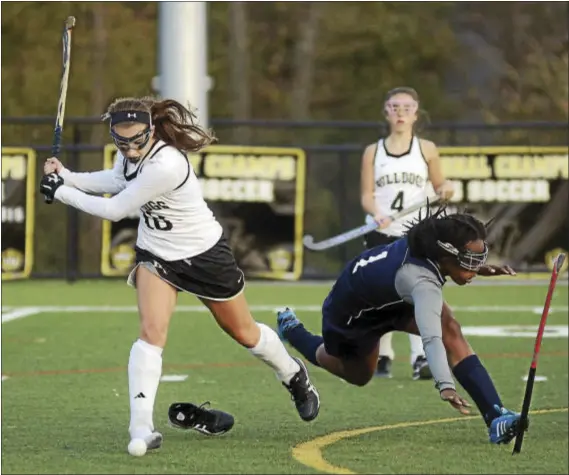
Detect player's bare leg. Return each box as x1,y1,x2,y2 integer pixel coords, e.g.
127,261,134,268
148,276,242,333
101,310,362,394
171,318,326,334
315,342,380,386
439,303,475,365
397,303,474,365
202,295,320,421
127,265,177,454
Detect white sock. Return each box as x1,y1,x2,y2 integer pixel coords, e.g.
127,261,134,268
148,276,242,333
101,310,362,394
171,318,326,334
248,323,300,384
409,333,425,365
128,339,163,439
378,332,395,360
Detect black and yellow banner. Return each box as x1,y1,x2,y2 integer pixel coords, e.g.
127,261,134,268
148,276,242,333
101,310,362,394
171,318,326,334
1,147,36,280
437,146,567,203
436,146,568,275
101,145,306,280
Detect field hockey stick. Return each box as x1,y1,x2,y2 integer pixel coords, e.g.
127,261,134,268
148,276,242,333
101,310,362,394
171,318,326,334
45,16,75,205
303,196,442,251
512,252,566,455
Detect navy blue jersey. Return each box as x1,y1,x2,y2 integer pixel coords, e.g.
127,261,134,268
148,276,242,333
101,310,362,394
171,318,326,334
323,237,445,325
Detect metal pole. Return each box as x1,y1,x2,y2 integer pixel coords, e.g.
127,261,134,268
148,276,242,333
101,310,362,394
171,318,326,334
158,2,209,128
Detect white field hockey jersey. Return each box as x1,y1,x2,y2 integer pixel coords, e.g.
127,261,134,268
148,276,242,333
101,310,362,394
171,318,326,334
57,140,223,261
364,136,429,237
123,142,223,260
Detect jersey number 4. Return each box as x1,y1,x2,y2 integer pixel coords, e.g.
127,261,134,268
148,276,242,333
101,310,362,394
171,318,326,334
390,191,404,212
142,211,173,231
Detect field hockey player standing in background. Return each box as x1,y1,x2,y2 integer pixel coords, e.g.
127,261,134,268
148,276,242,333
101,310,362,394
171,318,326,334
360,86,455,380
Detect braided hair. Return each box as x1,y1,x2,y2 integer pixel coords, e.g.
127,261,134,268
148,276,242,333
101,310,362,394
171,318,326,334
405,204,488,263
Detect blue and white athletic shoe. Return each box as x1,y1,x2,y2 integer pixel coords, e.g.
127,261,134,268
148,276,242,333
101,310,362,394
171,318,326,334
276,307,301,341
489,405,525,444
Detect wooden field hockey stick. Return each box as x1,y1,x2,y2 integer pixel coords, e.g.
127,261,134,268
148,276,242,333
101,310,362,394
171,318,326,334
45,16,75,204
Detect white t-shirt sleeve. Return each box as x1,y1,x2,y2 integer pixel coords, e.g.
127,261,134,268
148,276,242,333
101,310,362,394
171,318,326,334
54,155,183,222
59,152,126,195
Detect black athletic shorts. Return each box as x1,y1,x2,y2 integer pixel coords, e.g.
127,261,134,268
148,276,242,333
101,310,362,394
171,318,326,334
321,285,415,360
363,231,399,249
127,234,245,301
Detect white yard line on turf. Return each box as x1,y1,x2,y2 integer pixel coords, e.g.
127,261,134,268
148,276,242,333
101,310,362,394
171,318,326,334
1,304,568,325
1,307,42,323
7,304,569,312
461,325,567,338
248,279,567,287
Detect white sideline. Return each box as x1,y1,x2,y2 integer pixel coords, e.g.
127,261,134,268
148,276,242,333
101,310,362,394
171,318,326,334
1,307,43,323
1,304,568,324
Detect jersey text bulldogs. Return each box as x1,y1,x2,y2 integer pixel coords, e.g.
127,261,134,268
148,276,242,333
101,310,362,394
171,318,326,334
375,172,425,188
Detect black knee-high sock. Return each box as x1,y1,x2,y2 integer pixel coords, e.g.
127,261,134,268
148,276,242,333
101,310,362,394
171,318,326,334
285,324,323,367
452,354,503,426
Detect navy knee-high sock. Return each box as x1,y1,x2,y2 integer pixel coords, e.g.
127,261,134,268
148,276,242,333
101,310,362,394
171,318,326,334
452,354,503,426
285,324,323,367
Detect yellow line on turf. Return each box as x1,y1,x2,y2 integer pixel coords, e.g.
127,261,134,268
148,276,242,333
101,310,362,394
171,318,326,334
292,408,568,474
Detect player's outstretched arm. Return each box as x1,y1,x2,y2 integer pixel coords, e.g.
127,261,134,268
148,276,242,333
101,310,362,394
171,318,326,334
44,154,125,195
395,264,471,414
477,264,516,277
440,388,471,415
40,158,180,222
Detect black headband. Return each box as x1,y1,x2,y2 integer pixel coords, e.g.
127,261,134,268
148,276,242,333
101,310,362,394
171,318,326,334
108,110,152,127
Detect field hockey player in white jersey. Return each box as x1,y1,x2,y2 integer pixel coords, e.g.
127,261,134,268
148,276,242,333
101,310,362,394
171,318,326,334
40,96,320,455
360,86,455,380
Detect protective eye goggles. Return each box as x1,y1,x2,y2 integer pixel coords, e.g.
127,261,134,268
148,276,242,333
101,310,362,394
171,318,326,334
102,110,153,152
437,240,489,272
110,127,152,152
384,100,418,115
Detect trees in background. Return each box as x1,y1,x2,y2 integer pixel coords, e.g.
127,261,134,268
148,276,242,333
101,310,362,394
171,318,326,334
455,2,568,123
3,2,566,127
2,1,566,276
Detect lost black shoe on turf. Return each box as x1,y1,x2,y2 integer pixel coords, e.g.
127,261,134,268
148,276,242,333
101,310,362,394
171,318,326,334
168,402,235,436
283,357,320,422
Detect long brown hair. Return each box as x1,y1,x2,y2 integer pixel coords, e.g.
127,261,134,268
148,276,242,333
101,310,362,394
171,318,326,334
384,86,430,133
105,96,216,152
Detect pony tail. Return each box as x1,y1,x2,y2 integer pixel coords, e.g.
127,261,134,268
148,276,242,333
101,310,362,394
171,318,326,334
149,99,216,152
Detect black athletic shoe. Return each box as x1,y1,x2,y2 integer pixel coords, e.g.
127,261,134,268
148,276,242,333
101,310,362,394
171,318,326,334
376,356,393,378
168,402,235,436
412,355,433,381
283,357,320,422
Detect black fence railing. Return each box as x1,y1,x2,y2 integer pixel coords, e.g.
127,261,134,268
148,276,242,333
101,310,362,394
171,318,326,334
3,116,568,149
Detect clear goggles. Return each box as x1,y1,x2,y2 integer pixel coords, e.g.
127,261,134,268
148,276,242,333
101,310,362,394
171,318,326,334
385,100,418,116
437,240,489,272
110,127,152,152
